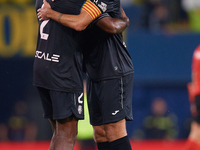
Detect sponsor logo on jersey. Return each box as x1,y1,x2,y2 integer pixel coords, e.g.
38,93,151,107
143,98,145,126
98,2,107,12
35,50,60,62
112,110,119,115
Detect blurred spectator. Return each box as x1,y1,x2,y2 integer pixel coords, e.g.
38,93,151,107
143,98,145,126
7,101,37,141
185,45,200,150
7,101,28,140
121,0,134,8
0,123,9,141
133,0,189,33
139,0,169,33
181,0,200,32
148,4,168,33
24,122,38,141
132,97,178,139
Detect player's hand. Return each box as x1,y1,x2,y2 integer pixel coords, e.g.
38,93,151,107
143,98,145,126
37,0,51,21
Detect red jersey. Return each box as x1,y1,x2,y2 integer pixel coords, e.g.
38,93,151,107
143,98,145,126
187,45,200,102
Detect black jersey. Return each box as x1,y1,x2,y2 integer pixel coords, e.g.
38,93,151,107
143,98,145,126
82,0,134,81
33,0,84,92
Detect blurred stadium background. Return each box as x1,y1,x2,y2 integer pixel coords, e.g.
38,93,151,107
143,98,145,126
0,0,200,149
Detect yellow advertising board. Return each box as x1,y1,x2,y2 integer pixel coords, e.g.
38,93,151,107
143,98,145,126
0,3,38,57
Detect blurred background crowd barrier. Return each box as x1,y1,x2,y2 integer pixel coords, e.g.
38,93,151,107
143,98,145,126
0,0,200,146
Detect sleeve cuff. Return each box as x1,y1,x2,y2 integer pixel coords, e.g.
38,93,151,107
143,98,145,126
92,13,110,24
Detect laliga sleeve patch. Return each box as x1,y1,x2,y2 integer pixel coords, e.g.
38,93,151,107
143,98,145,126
82,0,102,20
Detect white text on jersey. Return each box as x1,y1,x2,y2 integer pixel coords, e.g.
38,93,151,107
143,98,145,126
35,50,60,62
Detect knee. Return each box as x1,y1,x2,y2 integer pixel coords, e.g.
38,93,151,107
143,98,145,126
104,123,116,140
104,119,127,141
93,126,107,143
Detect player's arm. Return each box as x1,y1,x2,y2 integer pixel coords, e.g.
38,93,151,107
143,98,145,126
37,0,100,31
96,9,129,34
37,0,129,33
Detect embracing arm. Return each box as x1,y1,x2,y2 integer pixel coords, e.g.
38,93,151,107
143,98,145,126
37,0,129,33
37,0,93,31
96,9,129,34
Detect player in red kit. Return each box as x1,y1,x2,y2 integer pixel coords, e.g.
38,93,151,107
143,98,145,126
185,45,200,150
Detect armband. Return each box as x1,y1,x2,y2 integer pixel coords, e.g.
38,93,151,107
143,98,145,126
82,0,102,20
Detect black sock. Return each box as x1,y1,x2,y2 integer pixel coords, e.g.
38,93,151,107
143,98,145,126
110,136,132,150
97,141,111,150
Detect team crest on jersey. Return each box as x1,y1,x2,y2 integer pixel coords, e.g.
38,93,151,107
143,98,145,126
94,0,98,4
114,66,118,71
78,105,83,114
98,2,107,12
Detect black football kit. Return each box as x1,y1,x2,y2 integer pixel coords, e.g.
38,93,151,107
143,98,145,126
82,0,134,125
83,0,134,81
34,0,85,120
34,0,84,93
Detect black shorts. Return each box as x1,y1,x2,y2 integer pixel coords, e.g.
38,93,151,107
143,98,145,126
194,95,200,124
87,74,134,126
37,87,84,120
